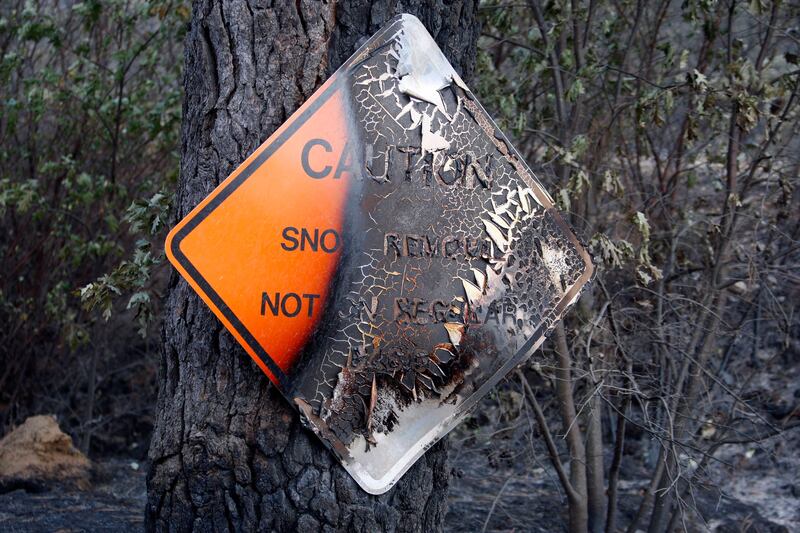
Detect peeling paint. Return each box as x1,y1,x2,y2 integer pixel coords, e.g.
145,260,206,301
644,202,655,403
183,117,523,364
282,15,593,495
391,20,460,117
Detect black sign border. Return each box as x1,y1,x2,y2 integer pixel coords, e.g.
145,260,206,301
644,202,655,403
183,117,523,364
169,81,341,392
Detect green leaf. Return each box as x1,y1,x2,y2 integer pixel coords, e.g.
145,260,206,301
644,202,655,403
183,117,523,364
566,78,585,103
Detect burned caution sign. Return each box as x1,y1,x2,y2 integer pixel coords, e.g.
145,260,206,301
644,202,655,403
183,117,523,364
165,14,593,494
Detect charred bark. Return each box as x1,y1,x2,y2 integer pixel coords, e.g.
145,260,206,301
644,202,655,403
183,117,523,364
146,1,479,531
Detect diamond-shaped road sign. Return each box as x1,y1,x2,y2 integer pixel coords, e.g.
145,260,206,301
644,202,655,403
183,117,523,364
166,14,593,494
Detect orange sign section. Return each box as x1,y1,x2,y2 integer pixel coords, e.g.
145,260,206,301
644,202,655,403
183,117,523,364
165,79,353,389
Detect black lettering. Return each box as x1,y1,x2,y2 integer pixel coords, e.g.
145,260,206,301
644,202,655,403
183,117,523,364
362,297,379,322
412,298,427,324
334,138,355,180
394,298,414,323
280,227,299,251
422,235,438,256
384,232,402,257
443,235,462,258
446,302,462,323
365,143,390,183
400,147,421,182
282,227,340,253
320,229,340,253
503,301,517,324
263,292,321,317
301,138,333,179
465,236,481,258
422,152,434,186
431,300,448,322
437,155,465,186
481,238,493,259
464,303,480,325
303,293,320,317
261,292,280,316
470,155,493,189
465,237,493,259
280,293,302,317
484,301,500,324
300,228,319,252
405,234,421,257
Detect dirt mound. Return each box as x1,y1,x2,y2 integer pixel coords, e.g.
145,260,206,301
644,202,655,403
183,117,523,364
0,415,90,491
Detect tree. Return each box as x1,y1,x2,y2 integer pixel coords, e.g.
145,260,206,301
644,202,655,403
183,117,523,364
146,1,479,531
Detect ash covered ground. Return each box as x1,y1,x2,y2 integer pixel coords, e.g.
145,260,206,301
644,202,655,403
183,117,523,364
1,374,796,533
443,343,800,532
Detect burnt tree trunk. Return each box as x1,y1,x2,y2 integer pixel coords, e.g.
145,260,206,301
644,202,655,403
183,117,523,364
146,1,479,531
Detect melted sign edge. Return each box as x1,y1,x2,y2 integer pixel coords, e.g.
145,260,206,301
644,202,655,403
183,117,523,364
292,14,595,495
164,13,595,495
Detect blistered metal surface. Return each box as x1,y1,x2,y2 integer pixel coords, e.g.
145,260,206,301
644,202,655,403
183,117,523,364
287,15,593,493
166,14,592,495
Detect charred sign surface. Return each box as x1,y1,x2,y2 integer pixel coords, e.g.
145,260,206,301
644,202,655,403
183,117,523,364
166,15,594,494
